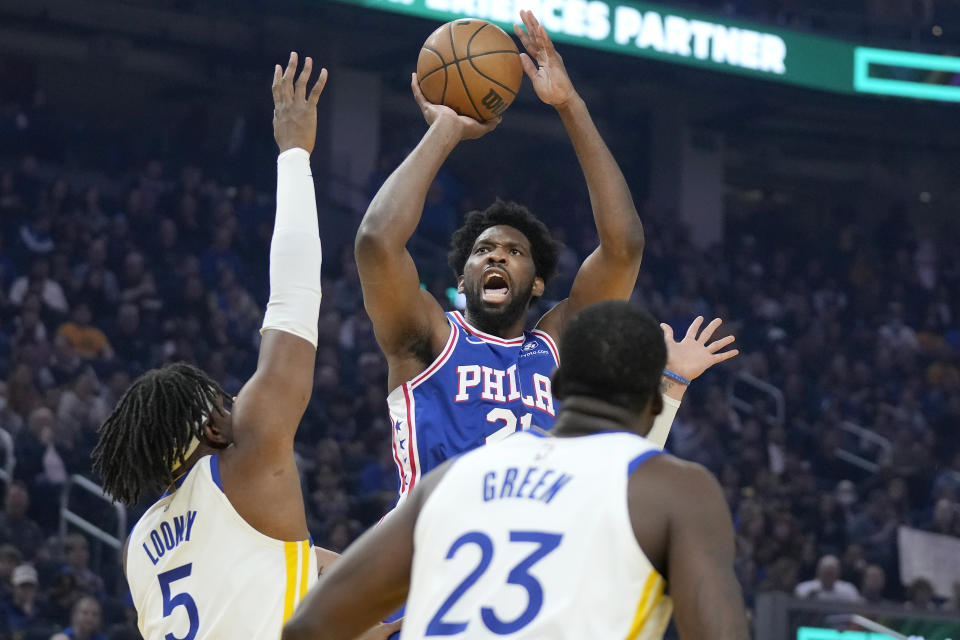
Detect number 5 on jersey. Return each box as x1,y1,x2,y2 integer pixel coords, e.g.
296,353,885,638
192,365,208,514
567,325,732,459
158,563,199,640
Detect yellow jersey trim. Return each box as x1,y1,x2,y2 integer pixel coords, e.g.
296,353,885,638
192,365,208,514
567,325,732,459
625,572,664,639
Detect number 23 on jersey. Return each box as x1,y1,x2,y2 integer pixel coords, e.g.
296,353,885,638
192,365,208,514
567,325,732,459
426,530,563,636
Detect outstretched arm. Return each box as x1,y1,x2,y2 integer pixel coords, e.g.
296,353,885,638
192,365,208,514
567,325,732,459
356,77,499,387
222,52,326,540
516,11,644,339
647,317,739,448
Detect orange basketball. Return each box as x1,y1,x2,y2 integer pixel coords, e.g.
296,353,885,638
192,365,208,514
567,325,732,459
416,19,523,123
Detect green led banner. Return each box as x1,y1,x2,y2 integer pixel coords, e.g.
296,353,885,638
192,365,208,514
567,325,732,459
333,0,960,102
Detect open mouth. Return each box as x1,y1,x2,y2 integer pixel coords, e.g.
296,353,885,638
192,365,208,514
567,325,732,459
482,270,510,304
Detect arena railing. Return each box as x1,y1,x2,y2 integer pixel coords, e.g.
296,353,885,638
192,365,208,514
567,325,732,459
834,420,892,475
59,474,126,555
727,370,786,429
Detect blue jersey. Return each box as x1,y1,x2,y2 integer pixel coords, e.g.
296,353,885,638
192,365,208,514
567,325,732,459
387,311,559,500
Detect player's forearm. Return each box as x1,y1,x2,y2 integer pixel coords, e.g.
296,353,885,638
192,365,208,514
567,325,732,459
555,94,644,256
261,148,322,347
357,117,461,251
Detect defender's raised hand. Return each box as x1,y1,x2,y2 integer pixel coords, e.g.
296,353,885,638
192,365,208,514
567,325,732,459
272,51,328,154
662,317,740,382
514,10,576,108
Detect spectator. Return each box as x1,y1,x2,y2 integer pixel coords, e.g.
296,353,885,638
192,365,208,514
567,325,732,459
8,258,68,315
905,577,938,611
50,595,106,640
759,556,800,594
932,452,960,500
848,490,899,565
0,544,23,597
57,370,109,439
117,251,161,315
0,482,45,559
0,563,51,637
15,407,71,487
109,304,151,371
56,303,114,361
794,555,861,602
859,565,889,605
58,535,104,600
923,498,960,537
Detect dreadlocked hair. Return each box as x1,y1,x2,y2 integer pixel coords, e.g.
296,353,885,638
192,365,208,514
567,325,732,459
91,363,229,505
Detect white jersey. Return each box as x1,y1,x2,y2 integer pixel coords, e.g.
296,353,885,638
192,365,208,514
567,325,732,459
401,431,672,640
127,455,317,640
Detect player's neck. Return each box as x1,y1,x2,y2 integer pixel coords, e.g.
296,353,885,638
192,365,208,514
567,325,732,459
462,310,526,339
551,396,643,438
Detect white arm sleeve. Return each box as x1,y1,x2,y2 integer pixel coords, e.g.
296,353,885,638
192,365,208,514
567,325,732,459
646,394,681,449
260,148,322,347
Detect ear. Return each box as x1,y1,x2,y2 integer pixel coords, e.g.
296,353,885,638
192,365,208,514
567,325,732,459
203,417,228,446
532,277,545,298
650,391,664,417
457,275,465,294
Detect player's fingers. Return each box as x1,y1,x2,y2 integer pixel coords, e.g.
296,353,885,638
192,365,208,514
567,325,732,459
519,9,533,32
526,9,542,32
283,51,298,94
519,53,538,79
698,317,723,344
712,348,740,363
513,23,531,48
308,67,328,105
295,56,313,98
683,316,704,341
539,23,557,57
271,64,283,101
660,322,675,342
475,115,502,135
706,334,736,353
411,72,429,108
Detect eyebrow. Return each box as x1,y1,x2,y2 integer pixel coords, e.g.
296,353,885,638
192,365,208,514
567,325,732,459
475,239,530,251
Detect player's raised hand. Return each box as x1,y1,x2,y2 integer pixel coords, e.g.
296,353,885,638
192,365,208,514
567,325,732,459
411,72,500,140
514,10,576,108
662,316,740,382
272,51,328,154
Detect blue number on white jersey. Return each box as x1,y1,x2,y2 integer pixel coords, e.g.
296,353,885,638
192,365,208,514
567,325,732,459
425,530,563,636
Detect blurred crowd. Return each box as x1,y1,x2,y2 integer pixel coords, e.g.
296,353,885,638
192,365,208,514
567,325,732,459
1,86,960,640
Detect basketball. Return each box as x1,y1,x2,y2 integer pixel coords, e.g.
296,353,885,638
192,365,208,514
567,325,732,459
416,19,523,122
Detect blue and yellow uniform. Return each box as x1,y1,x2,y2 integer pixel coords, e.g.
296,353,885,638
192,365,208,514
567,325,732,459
127,455,316,640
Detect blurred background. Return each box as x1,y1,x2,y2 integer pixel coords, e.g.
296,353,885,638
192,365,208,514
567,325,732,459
1,0,959,638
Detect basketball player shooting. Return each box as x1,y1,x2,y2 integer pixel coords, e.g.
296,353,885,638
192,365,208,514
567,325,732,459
92,53,398,640
282,301,750,640
356,9,739,500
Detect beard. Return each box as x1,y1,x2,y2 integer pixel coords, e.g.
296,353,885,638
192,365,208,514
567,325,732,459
464,277,534,336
